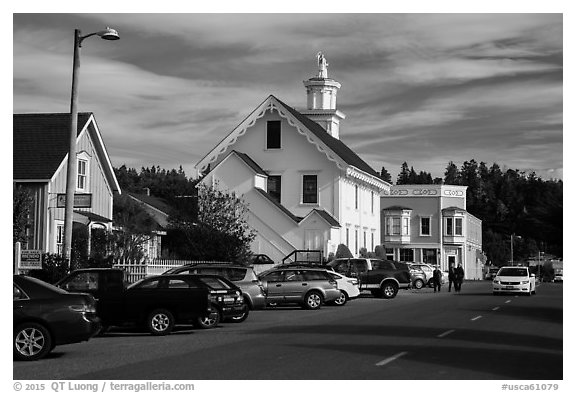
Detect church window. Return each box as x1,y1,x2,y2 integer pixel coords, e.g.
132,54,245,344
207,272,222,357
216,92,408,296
302,175,318,204
266,121,281,149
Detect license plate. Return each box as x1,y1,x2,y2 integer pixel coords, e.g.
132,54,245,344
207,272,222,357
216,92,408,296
505,286,514,289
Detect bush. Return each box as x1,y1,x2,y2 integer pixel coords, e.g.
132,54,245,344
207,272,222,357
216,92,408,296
28,253,69,284
374,245,386,258
335,244,353,258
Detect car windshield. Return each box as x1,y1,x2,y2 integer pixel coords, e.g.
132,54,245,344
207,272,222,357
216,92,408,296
498,268,528,277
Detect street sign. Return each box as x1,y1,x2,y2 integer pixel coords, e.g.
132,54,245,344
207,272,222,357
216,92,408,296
56,193,92,208
19,249,43,270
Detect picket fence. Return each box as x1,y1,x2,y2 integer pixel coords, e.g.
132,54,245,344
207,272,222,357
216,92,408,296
113,259,232,283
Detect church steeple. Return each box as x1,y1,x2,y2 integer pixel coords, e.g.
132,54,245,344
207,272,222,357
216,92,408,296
302,52,346,139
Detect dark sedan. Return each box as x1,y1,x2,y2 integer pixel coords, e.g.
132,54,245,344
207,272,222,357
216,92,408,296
13,275,101,361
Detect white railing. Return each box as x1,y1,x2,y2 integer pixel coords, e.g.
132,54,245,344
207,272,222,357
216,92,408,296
113,259,232,283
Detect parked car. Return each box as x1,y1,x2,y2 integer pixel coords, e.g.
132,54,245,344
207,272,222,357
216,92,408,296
492,267,536,296
55,268,129,300
407,263,438,286
554,270,563,283
326,271,360,306
186,274,250,327
258,268,340,310
59,269,221,334
327,258,411,299
163,264,266,310
13,275,101,361
249,254,276,275
409,266,427,290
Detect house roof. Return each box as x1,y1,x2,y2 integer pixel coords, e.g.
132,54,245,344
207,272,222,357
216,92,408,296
232,151,267,176
275,96,380,178
13,112,121,194
74,210,113,223
442,206,467,213
309,209,341,227
254,188,303,223
128,192,173,215
13,112,93,180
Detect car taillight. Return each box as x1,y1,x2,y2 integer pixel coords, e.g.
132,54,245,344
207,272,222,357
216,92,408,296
210,294,224,303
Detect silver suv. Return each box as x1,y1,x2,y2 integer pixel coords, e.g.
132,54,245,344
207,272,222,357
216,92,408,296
163,265,266,310
258,268,340,310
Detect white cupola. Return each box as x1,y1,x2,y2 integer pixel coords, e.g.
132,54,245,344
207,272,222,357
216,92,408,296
301,52,346,139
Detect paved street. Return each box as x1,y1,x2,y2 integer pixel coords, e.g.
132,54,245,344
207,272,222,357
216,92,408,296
13,281,562,380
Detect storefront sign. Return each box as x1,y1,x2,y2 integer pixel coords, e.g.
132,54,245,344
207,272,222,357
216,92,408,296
57,193,92,208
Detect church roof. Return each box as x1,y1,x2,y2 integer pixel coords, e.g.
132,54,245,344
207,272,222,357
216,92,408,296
274,96,380,178
196,95,382,182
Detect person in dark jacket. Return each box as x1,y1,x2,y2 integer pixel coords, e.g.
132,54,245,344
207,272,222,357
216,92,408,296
433,266,443,293
454,263,465,292
448,263,455,292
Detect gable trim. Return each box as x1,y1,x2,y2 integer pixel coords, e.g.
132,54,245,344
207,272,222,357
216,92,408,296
195,95,350,173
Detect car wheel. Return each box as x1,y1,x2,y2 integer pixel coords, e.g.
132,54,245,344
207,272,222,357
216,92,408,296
195,310,221,329
333,291,347,306
303,291,323,310
147,309,175,336
381,282,399,299
228,306,250,323
413,279,424,290
14,322,52,361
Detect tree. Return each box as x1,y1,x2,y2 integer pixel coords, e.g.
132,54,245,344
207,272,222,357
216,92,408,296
380,166,392,183
169,183,256,262
111,194,158,264
396,162,411,185
13,185,33,245
444,161,460,185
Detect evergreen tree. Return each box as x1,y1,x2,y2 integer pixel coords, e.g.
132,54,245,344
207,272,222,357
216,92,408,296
444,161,461,185
397,162,411,185
380,166,392,183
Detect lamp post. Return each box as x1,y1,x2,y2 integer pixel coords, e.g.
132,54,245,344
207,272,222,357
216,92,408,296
63,27,119,271
509,233,521,266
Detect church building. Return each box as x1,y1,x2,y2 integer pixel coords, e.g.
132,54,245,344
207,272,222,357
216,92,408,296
196,54,390,263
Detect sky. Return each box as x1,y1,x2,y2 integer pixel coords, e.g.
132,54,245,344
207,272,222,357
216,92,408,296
12,9,564,181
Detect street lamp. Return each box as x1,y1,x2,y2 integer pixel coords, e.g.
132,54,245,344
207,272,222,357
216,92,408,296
63,27,119,270
509,233,521,266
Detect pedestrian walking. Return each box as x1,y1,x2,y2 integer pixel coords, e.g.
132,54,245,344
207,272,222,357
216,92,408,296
433,265,443,293
454,263,465,292
448,263,455,292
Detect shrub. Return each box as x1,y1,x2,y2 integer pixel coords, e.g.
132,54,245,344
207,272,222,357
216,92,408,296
335,244,353,258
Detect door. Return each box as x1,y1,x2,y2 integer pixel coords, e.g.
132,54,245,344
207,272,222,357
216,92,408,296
261,271,286,302
282,270,307,302
448,256,456,271
304,230,323,251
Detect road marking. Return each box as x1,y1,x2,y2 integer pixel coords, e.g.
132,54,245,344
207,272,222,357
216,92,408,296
492,306,500,311
437,329,455,338
376,351,408,366
505,300,512,304
471,316,483,321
